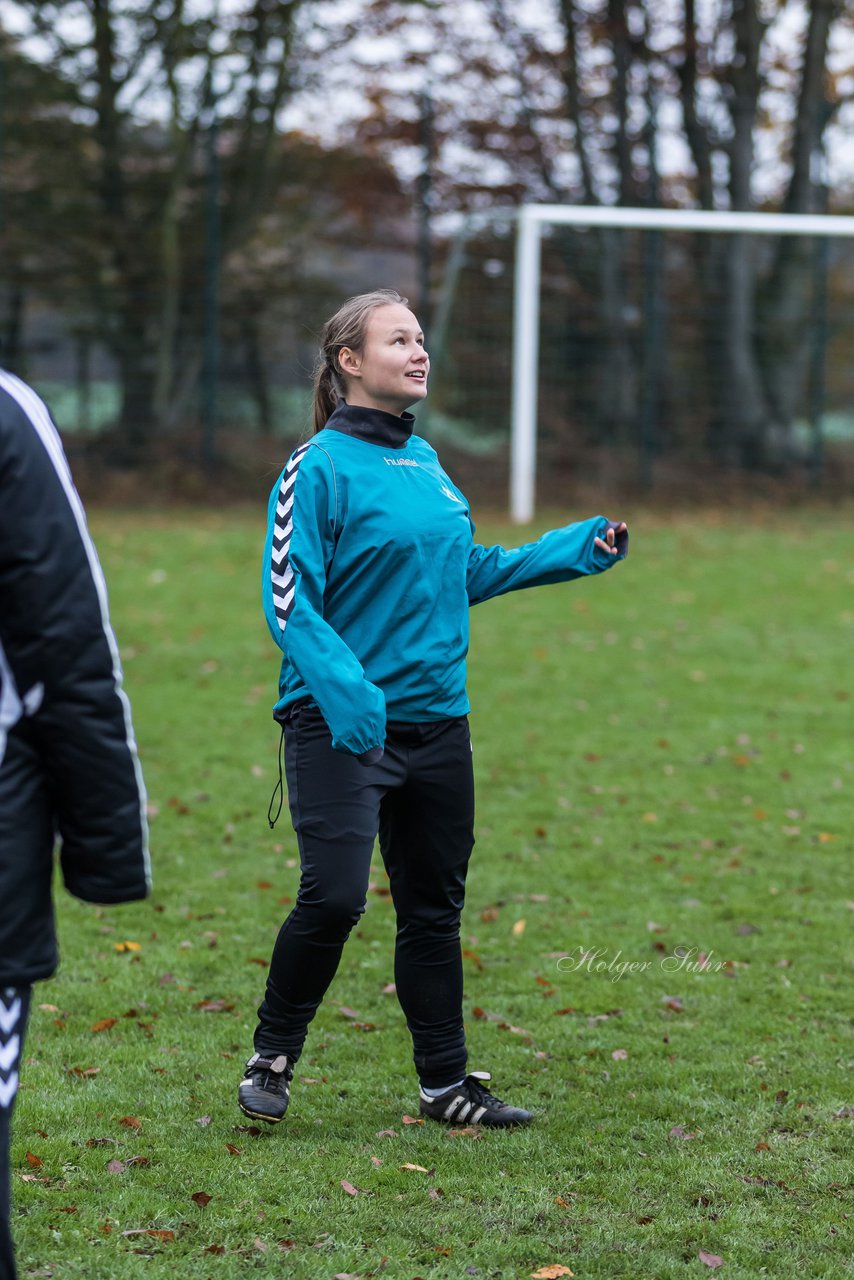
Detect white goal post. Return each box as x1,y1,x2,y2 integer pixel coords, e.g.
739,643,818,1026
511,204,854,523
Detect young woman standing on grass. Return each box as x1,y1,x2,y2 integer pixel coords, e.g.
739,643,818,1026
239,288,628,1128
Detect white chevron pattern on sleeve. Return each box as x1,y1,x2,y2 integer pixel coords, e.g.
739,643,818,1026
0,988,25,1111
271,443,311,632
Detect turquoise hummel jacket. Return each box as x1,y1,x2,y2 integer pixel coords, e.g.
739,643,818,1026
262,401,626,757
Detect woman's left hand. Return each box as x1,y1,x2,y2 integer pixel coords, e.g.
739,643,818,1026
594,521,628,557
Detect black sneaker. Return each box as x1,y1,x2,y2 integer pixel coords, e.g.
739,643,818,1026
238,1052,293,1124
419,1070,533,1128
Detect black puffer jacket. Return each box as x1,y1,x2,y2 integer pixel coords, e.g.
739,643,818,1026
0,370,150,985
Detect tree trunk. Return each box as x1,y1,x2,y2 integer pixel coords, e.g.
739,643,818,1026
680,0,770,468
92,0,154,456
0,278,25,371
244,314,272,431
757,0,839,467
115,283,157,456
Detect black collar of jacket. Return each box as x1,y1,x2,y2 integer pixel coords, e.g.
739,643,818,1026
324,399,414,449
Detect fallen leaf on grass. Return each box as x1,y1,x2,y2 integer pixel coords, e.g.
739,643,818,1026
25,1153,43,1169
462,948,483,969
399,1163,430,1173
338,1006,361,1019
254,1237,268,1252
739,1174,796,1192
106,1156,150,1174
370,1156,383,1168
58,1206,77,1214
225,1143,242,1156
38,1004,59,1013
113,941,141,953
191,1192,212,1207
122,1229,175,1242
195,1115,211,1127
498,1021,533,1041
118,1116,141,1131
512,919,526,937
203,1245,225,1255
611,1049,629,1060
91,1018,117,1033
428,1187,444,1199
194,998,235,1013
401,1115,424,1125
85,1138,117,1148
376,1129,398,1138
447,1127,482,1139
669,1125,698,1140
340,1179,364,1196
531,1266,574,1278
698,1251,724,1269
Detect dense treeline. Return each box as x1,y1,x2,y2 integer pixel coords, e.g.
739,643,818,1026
0,1,851,473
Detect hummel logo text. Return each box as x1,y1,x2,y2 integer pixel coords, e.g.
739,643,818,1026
384,457,420,467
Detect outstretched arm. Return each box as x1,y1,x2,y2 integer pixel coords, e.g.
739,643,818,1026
465,513,629,606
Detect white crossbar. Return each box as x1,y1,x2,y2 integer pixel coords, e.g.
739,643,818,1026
511,204,854,522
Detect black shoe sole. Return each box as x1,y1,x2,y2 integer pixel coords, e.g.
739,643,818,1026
238,1099,286,1125
420,1109,533,1128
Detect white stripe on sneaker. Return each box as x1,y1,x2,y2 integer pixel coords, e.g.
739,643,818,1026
442,1095,465,1122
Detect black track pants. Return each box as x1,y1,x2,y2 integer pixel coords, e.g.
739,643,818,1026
254,705,475,1088
0,987,29,1280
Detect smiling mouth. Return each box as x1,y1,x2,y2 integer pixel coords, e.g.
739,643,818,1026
405,371,427,380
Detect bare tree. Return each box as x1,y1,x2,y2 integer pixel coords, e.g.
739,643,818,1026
6,1,306,453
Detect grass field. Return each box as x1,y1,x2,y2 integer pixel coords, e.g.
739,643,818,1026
13,506,853,1279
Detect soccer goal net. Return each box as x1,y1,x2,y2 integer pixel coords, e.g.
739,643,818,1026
428,205,854,521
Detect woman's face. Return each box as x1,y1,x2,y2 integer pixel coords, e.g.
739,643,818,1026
339,303,429,415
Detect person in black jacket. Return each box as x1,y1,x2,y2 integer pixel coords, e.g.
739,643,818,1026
0,370,150,1280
